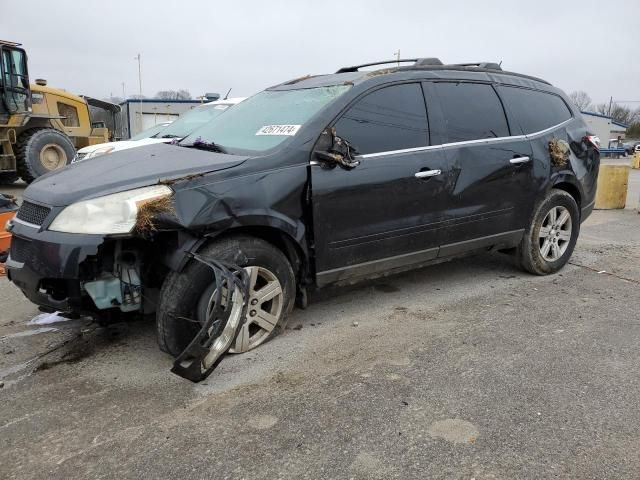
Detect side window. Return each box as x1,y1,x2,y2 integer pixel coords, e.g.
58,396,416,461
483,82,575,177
57,102,80,127
431,82,509,143
334,83,428,155
2,49,27,88
497,86,572,134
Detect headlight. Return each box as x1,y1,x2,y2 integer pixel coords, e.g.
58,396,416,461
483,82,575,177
49,185,173,234
85,145,116,159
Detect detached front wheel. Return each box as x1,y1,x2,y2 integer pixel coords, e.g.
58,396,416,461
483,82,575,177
518,189,580,275
157,235,296,357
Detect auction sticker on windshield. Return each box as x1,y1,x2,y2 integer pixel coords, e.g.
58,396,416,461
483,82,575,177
256,125,301,136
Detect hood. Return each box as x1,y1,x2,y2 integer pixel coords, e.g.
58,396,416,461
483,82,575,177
77,137,170,155
25,143,249,207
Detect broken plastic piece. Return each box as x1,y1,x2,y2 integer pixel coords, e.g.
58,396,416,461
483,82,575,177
323,127,360,169
171,254,251,382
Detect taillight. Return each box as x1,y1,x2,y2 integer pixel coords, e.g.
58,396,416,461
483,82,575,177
584,135,600,150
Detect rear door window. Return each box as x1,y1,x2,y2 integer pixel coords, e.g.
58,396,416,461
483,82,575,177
334,83,428,154
497,86,572,134
430,82,509,144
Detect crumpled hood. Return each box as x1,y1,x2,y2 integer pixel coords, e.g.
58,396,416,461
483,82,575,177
25,143,249,207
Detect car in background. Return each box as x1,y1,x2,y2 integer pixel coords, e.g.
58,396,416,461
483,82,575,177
129,121,173,141
73,98,245,162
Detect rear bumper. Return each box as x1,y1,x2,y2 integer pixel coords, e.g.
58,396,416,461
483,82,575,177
6,220,104,312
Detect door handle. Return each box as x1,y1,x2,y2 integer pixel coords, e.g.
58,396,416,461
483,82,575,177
414,169,441,179
510,156,531,165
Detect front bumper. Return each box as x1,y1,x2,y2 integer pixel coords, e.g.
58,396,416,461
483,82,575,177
6,219,104,312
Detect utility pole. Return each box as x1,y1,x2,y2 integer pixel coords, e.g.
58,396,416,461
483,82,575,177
394,49,401,66
608,96,613,116
134,53,143,133
121,82,126,100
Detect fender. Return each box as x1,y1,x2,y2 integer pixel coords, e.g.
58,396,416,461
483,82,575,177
161,213,309,274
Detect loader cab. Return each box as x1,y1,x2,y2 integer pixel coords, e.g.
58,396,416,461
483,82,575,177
0,41,31,119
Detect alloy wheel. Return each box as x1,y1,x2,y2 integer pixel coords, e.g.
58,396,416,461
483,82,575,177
539,206,572,261
206,265,284,354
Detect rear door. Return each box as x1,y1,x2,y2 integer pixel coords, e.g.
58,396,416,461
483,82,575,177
423,81,534,256
311,82,449,285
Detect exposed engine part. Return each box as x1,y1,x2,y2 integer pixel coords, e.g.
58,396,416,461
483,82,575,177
171,253,250,382
83,243,142,312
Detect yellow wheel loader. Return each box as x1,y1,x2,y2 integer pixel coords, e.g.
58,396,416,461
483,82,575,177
0,40,120,184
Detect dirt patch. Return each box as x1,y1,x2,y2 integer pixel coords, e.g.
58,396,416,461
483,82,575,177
428,418,479,444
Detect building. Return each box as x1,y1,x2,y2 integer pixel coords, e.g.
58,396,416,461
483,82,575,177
580,111,628,144
117,99,204,139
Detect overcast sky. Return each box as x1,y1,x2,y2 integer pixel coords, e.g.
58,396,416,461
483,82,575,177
2,0,639,107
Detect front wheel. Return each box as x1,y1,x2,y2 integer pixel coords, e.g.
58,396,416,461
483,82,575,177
517,189,580,275
157,235,296,357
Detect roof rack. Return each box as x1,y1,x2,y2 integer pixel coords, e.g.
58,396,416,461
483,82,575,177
336,58,505,74
336,58,443,73
0,40,22,47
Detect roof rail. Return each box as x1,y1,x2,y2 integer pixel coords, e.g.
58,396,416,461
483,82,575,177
0,40,23,47
336,58,443,73
451,62,502,71
336,58,507,74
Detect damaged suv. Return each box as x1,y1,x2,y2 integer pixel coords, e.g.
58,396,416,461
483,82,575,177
7,58,599,379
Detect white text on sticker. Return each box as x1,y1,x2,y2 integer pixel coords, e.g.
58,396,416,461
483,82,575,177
256,125,301,136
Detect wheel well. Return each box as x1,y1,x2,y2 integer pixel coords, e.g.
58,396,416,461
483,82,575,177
553,182,581,209
213,226,307,282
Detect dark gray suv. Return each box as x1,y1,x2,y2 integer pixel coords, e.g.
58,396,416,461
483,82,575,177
6,58,600,379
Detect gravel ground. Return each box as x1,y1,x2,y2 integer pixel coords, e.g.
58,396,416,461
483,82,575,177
0,183,639,479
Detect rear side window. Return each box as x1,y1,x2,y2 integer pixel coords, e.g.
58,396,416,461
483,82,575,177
334,83,428,154
431,82,509,143
497,86,572,134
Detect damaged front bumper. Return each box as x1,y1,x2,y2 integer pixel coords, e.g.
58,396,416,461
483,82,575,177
6,220,146,315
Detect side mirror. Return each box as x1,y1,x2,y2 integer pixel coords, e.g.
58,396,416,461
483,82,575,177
314,128,360,170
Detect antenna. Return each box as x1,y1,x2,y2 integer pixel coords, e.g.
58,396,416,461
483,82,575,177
223,88,232,100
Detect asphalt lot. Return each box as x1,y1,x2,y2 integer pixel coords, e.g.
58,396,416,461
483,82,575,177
1,173,640,479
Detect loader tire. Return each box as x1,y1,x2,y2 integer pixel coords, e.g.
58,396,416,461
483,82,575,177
0,172,19,184
16,128,75,183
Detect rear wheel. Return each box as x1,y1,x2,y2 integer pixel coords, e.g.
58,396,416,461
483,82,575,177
157,235,296,357
16,128,76,183
518,189,580,275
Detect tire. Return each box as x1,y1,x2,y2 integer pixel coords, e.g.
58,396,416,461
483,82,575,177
0,172,18,184
157,235,296,357
15,128,76,183
517,189,580,275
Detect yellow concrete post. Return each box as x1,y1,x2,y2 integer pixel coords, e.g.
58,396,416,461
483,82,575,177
632,152,640,169
595,165,630,209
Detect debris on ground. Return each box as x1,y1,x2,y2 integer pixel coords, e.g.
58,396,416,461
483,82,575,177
28,311,76,326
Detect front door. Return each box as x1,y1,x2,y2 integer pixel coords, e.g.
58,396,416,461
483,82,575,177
311,82,449,286
423,81,534,256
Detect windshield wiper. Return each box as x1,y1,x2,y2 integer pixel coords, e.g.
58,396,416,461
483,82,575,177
161,134,181,138
181,136,227,154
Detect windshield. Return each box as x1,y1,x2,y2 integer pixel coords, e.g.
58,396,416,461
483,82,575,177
130,123,170,141
181,85,352,153
157,103,233,139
